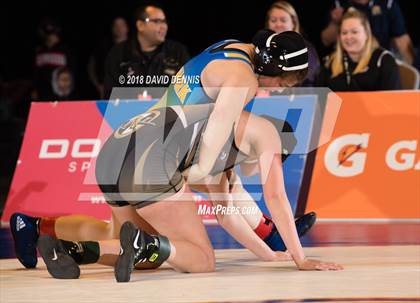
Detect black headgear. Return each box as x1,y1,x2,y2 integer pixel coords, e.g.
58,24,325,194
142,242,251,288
252,30,308,76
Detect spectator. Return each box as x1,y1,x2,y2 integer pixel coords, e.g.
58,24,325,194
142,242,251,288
265,1,320,86
51,67,78,101
104,3,190,99
320,0,415,64
33,17,76,100
88,17,129,99
317,8,401,91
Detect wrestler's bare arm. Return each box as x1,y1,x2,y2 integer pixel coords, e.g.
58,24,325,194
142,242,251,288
239,113,343,270
186,61,257,182
190,173,290,262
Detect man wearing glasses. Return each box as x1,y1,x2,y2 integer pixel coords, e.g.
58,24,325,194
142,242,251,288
104,3,190,98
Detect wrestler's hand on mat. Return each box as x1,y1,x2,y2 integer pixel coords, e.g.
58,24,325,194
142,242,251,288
296,258,343,271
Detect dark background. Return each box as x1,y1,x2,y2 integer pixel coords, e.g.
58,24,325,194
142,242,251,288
0,0,418,87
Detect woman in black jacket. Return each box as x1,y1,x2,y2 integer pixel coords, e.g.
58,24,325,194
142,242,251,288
317,8,401,91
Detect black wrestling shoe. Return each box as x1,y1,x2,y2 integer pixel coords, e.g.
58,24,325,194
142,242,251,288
264,211,317,251
295,211,317,237
10,213,40,269
115,221,146,283
37,235,80,279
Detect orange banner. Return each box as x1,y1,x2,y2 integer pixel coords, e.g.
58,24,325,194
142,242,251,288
306,92,420,219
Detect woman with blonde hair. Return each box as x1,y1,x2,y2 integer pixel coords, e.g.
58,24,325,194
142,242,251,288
265,1,320,86
317,8,401,91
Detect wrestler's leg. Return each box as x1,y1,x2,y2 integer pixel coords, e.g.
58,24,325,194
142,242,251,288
68,185,215,274
131,184,215,273
10,212,118,269
64,206,158,267
37,205,161,278
107,184,215,282
53,208,158,241
53,215,114,241
10,208,157,269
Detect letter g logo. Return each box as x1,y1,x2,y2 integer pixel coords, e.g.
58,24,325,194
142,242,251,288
324,133,370,177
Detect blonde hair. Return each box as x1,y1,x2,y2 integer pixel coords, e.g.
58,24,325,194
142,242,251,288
330,8,379,77
266,1,301,33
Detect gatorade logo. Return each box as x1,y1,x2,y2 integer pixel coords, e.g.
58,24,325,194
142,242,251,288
325,134,420,177
325,134,369,177
338,144,363,166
